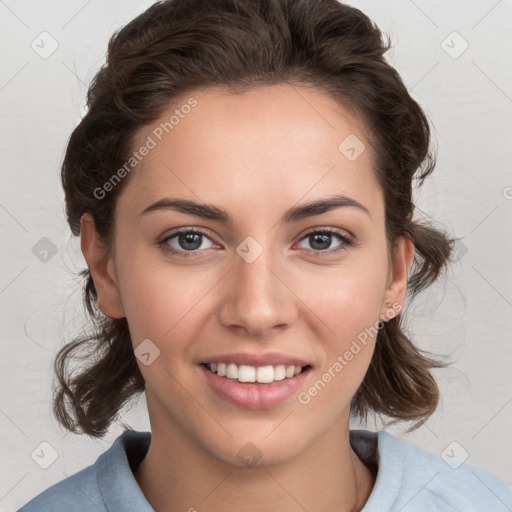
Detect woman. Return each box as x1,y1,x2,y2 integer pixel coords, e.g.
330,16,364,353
18,0,512,510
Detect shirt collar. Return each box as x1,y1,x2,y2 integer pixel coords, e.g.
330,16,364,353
97,429,153,511
95,429,400,512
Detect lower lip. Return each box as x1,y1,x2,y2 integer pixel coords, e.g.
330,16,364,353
200,364,312,409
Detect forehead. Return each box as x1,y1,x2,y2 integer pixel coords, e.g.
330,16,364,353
118,84,383,222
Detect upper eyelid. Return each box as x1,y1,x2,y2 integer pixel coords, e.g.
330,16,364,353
161,227,214,242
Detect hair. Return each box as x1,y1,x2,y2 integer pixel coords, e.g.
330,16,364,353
54,0,454,438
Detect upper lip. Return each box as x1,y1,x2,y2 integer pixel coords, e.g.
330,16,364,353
201,352,311,368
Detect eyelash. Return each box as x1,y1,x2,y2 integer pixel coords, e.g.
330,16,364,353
158,227,354,258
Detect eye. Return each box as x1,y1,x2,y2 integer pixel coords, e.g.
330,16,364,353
296,228,353,254
159,228,215,257
159,226,354,259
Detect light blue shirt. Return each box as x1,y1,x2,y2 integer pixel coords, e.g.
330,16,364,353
18,429,512,511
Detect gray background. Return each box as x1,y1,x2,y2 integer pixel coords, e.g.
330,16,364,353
1,0,511,510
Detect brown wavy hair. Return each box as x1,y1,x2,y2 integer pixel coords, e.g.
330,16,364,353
54,0,454,438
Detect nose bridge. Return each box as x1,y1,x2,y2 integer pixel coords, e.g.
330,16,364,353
238,240,277,297
219,234,296,335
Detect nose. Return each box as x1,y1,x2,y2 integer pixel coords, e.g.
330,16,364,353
218,244,297,339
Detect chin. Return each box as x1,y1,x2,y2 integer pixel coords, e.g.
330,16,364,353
205,429,309,469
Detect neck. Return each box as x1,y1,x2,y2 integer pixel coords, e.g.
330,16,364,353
134,414,376,512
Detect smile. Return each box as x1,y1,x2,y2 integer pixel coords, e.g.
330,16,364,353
204,362,308,383
200,363,313,409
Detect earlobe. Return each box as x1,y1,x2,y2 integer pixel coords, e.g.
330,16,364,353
80,213,125,319
381,235,415,321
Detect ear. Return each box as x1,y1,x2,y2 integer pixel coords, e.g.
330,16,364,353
380,234,415,321
80,213,125,318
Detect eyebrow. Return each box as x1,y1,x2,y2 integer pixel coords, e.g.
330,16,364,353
139,194,370,223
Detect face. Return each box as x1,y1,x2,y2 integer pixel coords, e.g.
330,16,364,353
83,84,412,466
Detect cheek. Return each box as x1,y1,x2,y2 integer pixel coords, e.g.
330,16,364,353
118,258,206,345
114,240,231,382
294,249,389,344
293,264,387,421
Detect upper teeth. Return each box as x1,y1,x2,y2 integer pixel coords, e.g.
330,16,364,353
208,363,303,383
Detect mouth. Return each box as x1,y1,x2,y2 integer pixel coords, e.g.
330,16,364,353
199,362,313,409
201,362,312,384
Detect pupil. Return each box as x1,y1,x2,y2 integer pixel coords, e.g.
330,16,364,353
311,233,330,250
180,233,202,250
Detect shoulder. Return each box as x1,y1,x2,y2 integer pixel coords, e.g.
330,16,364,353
17,463,104,512
351,429,512,512
17,430,152,512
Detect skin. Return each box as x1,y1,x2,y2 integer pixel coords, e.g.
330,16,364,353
81,84,414,512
